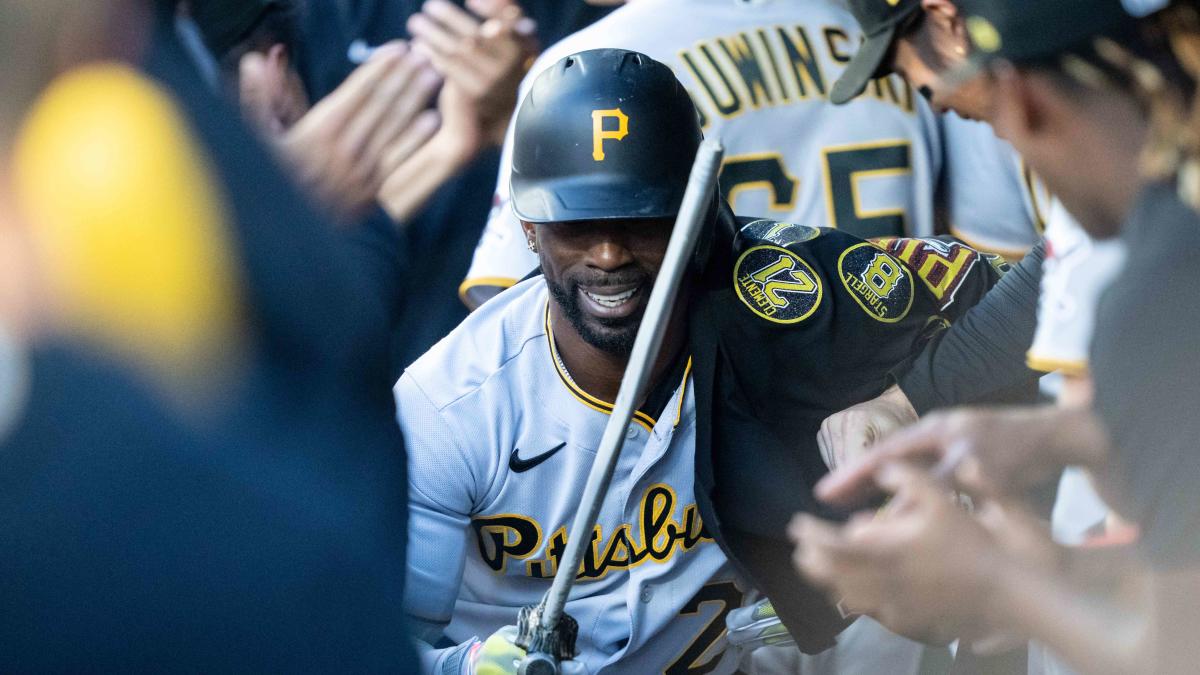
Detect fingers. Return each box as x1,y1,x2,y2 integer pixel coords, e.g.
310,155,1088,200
361,62,441,165
812,453,889,508
788,513,848,585
309,42,409,130
815,410,878,491
378,109,441,180
789,513,894,614
465,0,516,20
420,0,482,38
408,1,480,59
340,52,438,169
815,415,952,507
418,47,491,97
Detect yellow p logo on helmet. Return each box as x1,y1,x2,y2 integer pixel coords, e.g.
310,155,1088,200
591,108,628,161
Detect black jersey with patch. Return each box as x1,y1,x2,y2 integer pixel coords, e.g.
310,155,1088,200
689,218,1005,652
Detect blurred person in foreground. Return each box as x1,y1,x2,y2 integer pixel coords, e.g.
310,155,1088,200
794,2,1200,673
0,1,415,669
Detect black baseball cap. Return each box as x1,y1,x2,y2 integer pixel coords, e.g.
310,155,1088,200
951,0,1152,81
191,0,284,60
830,0,923,105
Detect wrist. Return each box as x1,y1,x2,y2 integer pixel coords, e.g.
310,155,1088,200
880,383,917,420
1049,407,1111,472
976,548,1023,634
430,124,482,169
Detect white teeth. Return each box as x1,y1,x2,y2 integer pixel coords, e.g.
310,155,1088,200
585,288,636,308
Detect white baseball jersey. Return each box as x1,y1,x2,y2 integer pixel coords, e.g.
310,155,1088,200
461,0,944,301
1027,200,1126,375
938,114,1048,259
396,278,746,674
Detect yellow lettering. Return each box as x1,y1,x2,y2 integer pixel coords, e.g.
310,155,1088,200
591,108,629,161
919,247,974,299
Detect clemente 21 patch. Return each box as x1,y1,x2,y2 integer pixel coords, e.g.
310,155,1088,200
734,245,822,324
837,243,913,323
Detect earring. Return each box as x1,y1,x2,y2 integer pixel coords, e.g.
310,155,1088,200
955,45,967,56
527,239,538,253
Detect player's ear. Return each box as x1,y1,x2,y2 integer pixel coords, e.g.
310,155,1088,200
520,219,538,250
238,44,293,135
921,0,961,38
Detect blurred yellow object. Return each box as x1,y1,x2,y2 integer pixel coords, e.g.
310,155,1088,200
12,63,242,385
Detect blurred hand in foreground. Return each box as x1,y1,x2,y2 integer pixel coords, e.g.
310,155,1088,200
408,0,537,149
278,42,441,221
791,463,1011,644
815,405,1111,509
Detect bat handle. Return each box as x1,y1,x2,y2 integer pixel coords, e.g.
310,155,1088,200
515,602,578,675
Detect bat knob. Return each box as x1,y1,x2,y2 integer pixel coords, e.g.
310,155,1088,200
517,652,559,675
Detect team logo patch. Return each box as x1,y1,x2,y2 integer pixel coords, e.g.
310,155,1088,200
837,243,914,323
733,245,822,324
739,219,822,247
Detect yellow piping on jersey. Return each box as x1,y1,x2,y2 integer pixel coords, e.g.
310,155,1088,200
1026,353,1089,378
544,303,690,432
458,276,519,306
675,358,693,428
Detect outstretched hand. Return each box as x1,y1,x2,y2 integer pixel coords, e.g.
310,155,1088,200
814,405,1111,509
791,462,1007,644
408,0,538,149
279,42,440,221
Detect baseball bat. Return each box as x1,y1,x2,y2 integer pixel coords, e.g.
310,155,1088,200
517,140,724,675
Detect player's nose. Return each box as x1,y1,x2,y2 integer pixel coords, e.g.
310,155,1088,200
587,237,635,271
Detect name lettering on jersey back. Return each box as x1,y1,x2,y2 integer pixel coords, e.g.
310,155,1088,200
874,238,981,311
470,484,712,582
678,25,915,128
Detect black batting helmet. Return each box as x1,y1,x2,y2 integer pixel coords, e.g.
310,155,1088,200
510,48,704,224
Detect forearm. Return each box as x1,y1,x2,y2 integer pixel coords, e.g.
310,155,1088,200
896,241,1045,414
379,132,478,225
987,550,1148,675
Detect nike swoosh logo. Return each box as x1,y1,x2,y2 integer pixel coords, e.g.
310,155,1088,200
509,443,567,473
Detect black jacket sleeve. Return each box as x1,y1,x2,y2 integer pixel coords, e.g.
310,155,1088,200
894,240,1045,414
692,221,1010,652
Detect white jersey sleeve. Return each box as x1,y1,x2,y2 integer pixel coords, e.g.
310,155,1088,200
463,0,945,304
395,373,482,672
396,374,475,634
1027,200,1126,375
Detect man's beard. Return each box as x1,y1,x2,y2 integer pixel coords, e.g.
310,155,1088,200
545,273,647,356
